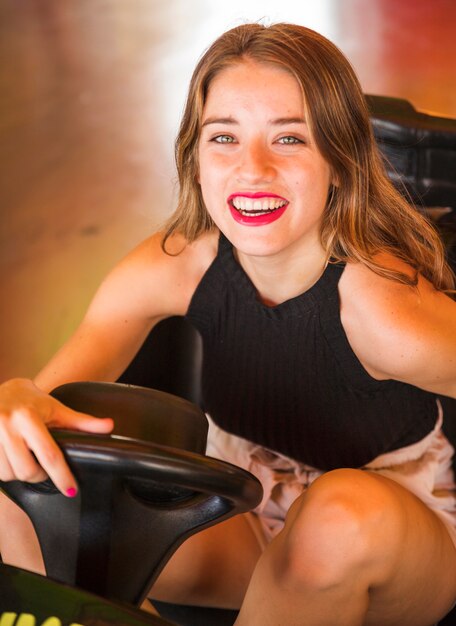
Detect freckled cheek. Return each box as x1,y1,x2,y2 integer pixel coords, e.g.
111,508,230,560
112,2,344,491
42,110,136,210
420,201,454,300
292,167,331,191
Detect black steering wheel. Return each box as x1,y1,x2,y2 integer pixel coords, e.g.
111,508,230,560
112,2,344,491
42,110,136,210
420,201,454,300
0,382,263,606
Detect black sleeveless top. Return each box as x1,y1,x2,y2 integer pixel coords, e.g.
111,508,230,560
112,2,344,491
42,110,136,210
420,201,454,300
185,234,437,470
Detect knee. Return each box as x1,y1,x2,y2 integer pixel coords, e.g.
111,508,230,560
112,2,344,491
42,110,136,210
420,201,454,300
273,469,402,591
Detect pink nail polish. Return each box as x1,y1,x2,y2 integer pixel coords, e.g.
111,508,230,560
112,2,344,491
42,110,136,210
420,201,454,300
66,487,77,498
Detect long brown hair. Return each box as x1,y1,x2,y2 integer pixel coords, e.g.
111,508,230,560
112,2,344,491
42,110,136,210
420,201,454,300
163,22,454,292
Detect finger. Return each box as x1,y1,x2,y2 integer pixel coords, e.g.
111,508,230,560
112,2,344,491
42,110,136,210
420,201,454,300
1,430,48,483
0,445,16,482
0,415,48,482
65,409,114,434
48,402,114,434
21,418,78,497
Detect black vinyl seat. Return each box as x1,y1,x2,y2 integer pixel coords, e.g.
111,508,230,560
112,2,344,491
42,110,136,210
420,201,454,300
0,382,263,607
367,94,456,273
367,94,456,208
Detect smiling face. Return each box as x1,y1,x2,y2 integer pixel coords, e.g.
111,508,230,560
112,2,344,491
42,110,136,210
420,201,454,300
197,59,333,261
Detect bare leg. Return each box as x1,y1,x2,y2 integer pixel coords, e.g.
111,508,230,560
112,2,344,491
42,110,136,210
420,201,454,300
0,491,45,574
149,512,264,609
140,599,160,615
235,469,456,626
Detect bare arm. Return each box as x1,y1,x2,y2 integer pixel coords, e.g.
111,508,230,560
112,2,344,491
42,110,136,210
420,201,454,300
340,258,456,399
34,233,192,390
0,231,217,494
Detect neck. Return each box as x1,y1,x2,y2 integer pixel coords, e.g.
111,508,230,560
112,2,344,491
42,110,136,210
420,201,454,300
235,243,329,307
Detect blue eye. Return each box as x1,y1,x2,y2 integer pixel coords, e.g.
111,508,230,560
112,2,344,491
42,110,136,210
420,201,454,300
278,136,303,145
213,135,235,143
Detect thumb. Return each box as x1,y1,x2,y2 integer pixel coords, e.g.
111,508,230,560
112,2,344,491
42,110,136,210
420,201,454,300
71,411,115,434
51,404,114,434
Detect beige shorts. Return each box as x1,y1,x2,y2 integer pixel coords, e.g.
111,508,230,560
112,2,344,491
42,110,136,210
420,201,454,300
206,402,456,549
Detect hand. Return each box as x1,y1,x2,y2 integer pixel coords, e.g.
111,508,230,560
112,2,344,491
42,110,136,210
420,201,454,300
0,378,114,496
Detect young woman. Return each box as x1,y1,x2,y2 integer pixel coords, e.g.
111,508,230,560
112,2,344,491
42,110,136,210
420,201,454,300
0,23,455,626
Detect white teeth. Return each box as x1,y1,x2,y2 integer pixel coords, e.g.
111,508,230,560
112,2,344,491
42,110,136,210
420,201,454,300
231,196,287,214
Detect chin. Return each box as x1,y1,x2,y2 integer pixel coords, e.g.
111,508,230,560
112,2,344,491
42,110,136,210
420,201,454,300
223,227,287,257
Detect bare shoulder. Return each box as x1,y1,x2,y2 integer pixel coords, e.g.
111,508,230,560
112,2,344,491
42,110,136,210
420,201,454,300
129,229,217,280
339,253,454,318
338,254,456,396
89,229,219,320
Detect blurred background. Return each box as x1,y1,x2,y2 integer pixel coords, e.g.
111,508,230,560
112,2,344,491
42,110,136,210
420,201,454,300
1,0,455,380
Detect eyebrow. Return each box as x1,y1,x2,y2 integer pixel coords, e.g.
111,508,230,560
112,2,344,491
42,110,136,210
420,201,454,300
271,117,307,126
201,116,307,127
201,117,237,127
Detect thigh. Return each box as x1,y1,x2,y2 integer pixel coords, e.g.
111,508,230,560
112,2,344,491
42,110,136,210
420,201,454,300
0,491,45,574
149,512,265,609
363,473,456,626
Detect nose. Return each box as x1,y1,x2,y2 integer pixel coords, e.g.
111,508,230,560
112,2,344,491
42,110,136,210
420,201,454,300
235,140,275,185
